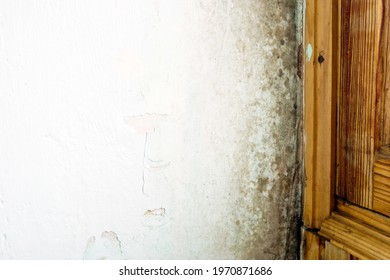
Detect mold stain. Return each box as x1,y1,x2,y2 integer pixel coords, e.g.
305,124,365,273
225,0,302,259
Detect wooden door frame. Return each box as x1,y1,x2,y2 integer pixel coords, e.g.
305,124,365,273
302,0,390,260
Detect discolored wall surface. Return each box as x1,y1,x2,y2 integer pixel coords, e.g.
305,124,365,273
0,0,302,259
224,0,303,259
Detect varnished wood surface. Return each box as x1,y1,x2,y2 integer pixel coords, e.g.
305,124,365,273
319,200,390,259
337,0,383,209
303,0,337,229
324,241,352,260
376,3,390,147
337,198,390,232
301,230,324,260
302,226,354,260
373,147,390,215
303,0,390,259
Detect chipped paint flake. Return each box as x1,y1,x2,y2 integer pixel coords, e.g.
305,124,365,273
144,208,166,216
83,232,123,260
306,43,313,62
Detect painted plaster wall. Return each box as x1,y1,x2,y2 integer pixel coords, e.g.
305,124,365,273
0,0,301,259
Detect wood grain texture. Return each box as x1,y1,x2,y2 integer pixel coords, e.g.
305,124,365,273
373,146,390,215
303,0,337,229
319,201,390,259
301,229,324,260
324,241,352,260
337,198,390,232
302,227,354,259
304,0,390,260
376,3,390,147
337,0,384,209
373,2,390,217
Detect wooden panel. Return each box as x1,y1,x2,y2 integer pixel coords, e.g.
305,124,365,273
324,241,351,260
373,146,390,215
319,202,390,259
337,0,383,208
303,0,337,229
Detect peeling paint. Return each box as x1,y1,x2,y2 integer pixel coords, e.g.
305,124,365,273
83,232,123,260
144,208,166,216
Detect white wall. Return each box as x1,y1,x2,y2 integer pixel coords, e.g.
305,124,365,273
0,0,300,259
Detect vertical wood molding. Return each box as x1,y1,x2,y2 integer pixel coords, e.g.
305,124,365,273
303,0,337,229
373,2,390,216
376,1,390,147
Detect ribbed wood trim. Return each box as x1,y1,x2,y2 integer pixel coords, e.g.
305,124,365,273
319,200,390,259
